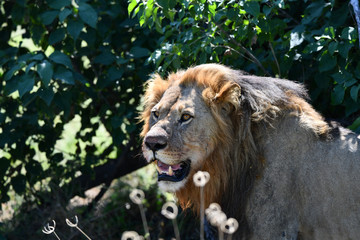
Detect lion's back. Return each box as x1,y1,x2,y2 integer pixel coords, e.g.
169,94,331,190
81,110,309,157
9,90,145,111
247,116,360,239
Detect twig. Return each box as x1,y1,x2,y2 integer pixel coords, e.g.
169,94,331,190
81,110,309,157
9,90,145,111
215,23,271,76
269,42,281,77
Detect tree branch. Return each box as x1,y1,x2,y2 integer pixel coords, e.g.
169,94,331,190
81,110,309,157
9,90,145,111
215,23,271,76
63,134,147,198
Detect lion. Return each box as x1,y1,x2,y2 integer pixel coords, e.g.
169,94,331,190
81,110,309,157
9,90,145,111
140,64,360,239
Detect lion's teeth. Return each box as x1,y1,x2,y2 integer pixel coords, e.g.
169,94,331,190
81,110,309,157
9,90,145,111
155,163,161,173
168,166,173,176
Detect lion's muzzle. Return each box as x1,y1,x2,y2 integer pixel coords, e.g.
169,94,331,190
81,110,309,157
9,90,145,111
144,127,168,152
143,126,192,183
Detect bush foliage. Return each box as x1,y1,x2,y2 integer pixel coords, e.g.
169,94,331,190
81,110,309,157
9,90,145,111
0,0,360,238
130,0,360,128
0,0,157,211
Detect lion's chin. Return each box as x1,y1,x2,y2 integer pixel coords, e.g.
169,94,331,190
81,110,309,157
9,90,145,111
158,180,188,192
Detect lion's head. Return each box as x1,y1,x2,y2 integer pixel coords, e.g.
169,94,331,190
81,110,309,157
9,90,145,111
140,64,329,215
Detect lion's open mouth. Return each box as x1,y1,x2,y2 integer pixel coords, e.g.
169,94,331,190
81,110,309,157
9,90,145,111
155,160,191,182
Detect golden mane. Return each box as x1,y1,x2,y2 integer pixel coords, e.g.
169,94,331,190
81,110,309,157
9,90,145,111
141,64,331,235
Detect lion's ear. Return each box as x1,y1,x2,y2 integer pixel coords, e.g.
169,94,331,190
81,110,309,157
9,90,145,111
203,82,241,114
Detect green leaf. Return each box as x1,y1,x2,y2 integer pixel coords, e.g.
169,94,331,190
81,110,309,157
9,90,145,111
0,158,10,178
59,8,72,22
49,51,72,69
67,19,84,40
11,4,25,24
208,3,216,17
40,10,59,25
26,61,36,73
243,1,260,18
30,24,46,44
94,51,116,65
47,0,71,9
30,53,44,61
111,116,122,129
157,0,169,9
11,174,27,194
319,53,336,72
331,71,352,84
338,42,352,59
0,112,5,124
331,84,345,105
53,66,74,85
227,8,239,21
350,85,360,102
303,42,324,53
37,88,54,106
108,67,124,82
328,41,338,55
129,47,150,58
4,77,19,95
4,63,25,81
145,0,154,19
37,60,53,86
26,161,43,184
16,0,26,7
128,0,138,15
48,28,66,45
18,74,35,98
78,2,98,28
172,55,181,69
341,27,356,41
97,67,124,88
349,117,360,131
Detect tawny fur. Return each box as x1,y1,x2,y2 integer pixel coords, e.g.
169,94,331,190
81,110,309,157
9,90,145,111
141,64,360,239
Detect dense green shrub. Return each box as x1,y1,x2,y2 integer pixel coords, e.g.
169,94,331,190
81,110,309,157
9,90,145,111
130,0,360,131
0,0,158,210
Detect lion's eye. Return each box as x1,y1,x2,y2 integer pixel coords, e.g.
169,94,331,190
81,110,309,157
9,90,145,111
180,113,192,122
152,111,159,119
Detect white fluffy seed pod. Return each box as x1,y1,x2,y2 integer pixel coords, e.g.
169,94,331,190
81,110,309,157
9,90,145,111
129,189,145,205
220,218,239,234
209,211,227,227
161,202,178,220
121,231,140,240
193,171,210,187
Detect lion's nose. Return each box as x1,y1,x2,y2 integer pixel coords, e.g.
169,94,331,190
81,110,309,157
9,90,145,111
144,135,167,152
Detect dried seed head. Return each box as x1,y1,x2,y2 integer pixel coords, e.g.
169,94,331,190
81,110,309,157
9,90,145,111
42,220,56,234
161,202,178,220
66,215,79,227
209,211,227,227
125,202,131,209
129,189,145,205
193,171,210,187
121,231,140,240
220,218,239,234
205,202,222,215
